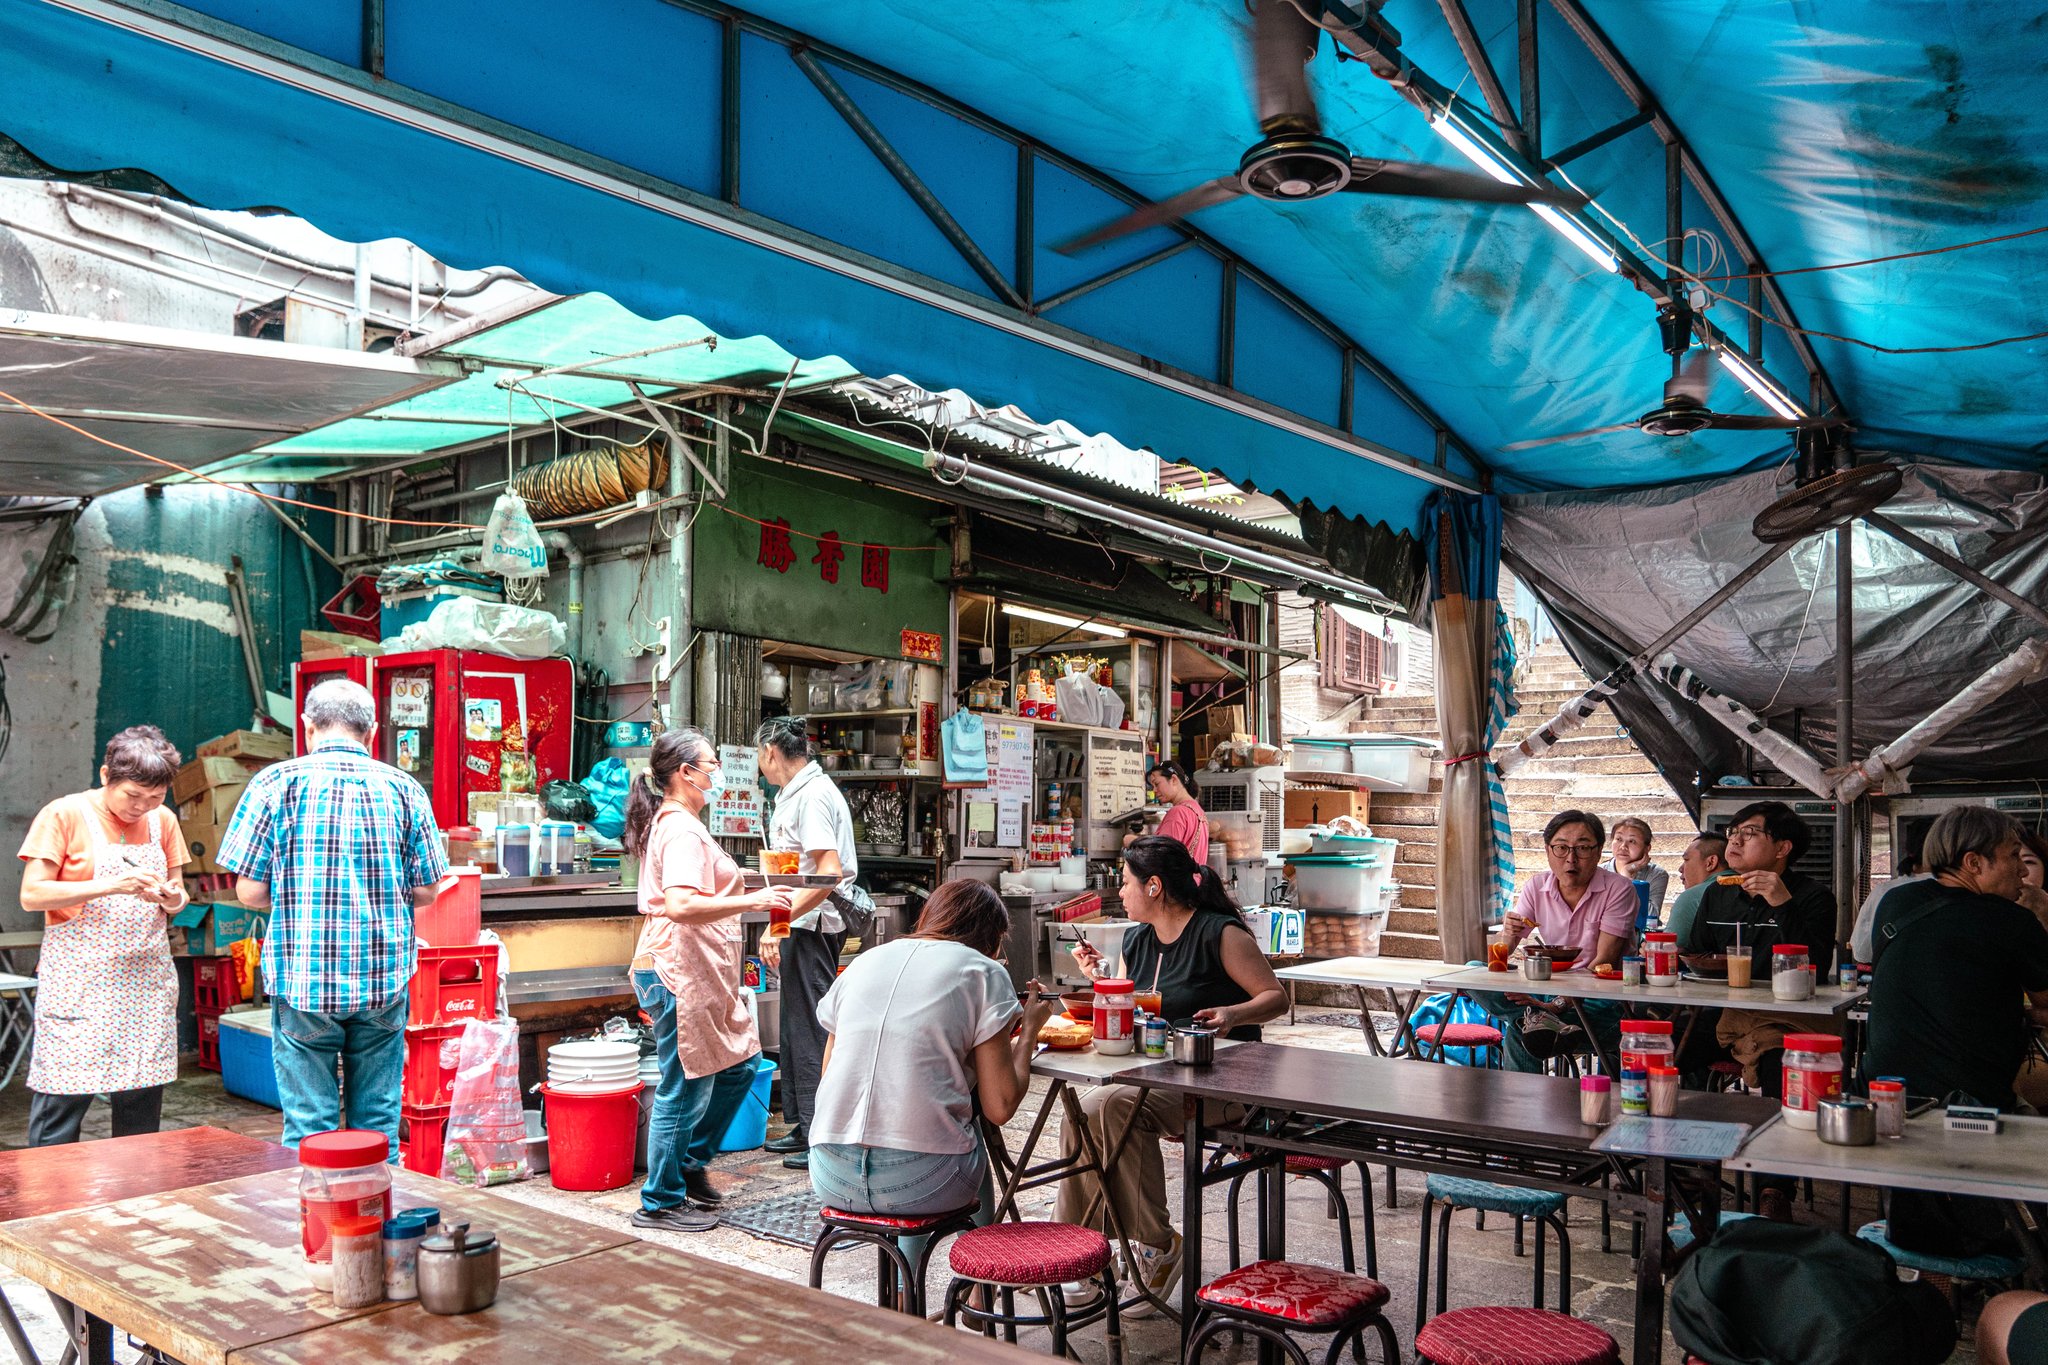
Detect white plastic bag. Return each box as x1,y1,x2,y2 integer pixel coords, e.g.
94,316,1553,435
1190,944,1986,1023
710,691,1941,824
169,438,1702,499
394,597,565,658
479,491,549,579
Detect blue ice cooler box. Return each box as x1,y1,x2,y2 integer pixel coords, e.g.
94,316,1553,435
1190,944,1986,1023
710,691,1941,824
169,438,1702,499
218,1009,281,1109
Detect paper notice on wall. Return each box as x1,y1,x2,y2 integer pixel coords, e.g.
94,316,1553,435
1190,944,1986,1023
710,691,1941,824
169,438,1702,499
982,719,1034,848
997,799,1024,847
965,801,997,849
711,743,763,839
388,674,431,728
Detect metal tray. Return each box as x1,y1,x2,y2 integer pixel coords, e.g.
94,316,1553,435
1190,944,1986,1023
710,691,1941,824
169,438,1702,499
739,871,841,888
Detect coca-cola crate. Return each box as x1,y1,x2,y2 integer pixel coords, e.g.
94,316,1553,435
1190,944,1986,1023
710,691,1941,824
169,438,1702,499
398,1103,449,1178
196,1012,221,1072
192,956,238,1015
407,944,500,1027
402,1023,466,1110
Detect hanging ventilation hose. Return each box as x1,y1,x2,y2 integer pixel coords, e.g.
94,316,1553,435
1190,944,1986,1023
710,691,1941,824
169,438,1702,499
509,436,670,520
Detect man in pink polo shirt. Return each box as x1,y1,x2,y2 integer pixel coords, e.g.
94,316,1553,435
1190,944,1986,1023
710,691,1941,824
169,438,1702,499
1479,809,1637,1072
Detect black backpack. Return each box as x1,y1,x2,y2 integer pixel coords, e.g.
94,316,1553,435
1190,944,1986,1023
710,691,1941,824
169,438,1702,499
1669,1218,1955,1365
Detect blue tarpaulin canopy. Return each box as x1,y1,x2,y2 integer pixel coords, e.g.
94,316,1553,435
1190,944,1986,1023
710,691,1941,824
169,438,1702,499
0,0,2041,536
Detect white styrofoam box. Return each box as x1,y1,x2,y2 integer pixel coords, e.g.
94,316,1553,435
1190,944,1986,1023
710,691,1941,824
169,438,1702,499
1289,737,1353,773
1344,736,1436,792
1288,854,1395,912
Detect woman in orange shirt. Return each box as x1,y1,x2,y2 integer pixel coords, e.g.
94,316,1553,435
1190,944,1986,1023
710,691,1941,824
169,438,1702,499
1146,761,1210,866
16,726,188,1147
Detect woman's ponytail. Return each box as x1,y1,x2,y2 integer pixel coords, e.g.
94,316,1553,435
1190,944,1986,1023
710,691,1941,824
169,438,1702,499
1122,834,1247,926
622,728,710,857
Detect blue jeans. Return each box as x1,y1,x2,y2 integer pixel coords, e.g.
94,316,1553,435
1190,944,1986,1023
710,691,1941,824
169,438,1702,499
810,1139,993,1264
272,995,407,1153
634,968,758,1213
1464,972,1625,1074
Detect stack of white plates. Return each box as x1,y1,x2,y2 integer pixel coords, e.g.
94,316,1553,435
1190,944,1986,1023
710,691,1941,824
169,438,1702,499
547,1039,642,1095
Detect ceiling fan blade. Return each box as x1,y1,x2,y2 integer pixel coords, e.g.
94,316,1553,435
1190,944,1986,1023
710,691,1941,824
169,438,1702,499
1053,177,1246,254
1699,413,1844,432
1668,349,1713,407
1500,421,1641,452
1253,0,1321,134
1342,158,1586,206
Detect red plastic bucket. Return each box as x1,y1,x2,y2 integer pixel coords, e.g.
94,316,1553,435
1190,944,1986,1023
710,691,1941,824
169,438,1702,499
541,1083,644,1191
418,868,482,947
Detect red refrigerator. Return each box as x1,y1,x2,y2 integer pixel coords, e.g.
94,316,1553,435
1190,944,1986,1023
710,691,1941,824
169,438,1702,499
291,657,373,756
367,649,575,829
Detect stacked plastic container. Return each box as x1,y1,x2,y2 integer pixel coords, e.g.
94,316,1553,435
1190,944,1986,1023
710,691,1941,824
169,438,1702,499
191,955,239,1071
400,868,493,1177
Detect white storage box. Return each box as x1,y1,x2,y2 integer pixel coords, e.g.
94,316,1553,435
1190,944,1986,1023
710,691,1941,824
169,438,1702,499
1305,909,1384,958
1287,852,1395,912
1289,737,1352,773
1344,736,1435,793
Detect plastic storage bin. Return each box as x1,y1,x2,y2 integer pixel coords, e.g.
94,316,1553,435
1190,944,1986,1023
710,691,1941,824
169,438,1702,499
218,1009,279,1108
1287,852,1395,912
1305,909,1386,958
416,868,482,948
1289,737,1353,773
1344,736,1436,792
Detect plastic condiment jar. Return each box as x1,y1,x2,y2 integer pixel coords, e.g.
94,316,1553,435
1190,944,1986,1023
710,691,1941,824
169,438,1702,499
383,1209,438,1301
299,1130,392,1291
1771,944,1814,1001
1092,977,1136,1055
1579,1075,1613,1126
1643,933,1680,986
1648,1066,1681,1118
329,1213,386,1309
1780,1033,1844,1130
1869,1078,1907,1139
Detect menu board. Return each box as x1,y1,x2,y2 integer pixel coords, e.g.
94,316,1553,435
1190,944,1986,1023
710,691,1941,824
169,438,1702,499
710,743,763,839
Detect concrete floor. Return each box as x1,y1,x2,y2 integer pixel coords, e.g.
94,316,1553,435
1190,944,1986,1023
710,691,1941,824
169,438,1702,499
0,1011,1977,1365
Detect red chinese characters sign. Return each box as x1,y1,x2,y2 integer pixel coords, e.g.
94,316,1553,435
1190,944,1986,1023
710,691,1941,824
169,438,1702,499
755,514,893,596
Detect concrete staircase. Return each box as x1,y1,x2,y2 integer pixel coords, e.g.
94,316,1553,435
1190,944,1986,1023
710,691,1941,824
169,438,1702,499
1334,639,1697,960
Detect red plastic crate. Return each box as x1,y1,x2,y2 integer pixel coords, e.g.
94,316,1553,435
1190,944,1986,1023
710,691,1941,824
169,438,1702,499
407,944,500,1027
196,1013,221,1072
398,1103,449,1178
402,1023,466,1109
193,956,239,1014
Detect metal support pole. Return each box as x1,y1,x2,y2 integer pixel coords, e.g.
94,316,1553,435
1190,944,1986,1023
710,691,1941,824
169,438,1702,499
665,402,702,728
1159,637,1175,762
1834,524,1856,950
1436,0,1523,152
1516,0,1541,161
1863,512,2048,634
1265,594,1283,745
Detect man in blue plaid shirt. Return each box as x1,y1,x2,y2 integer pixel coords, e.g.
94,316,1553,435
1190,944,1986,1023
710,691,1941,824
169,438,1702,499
221,679,446,1150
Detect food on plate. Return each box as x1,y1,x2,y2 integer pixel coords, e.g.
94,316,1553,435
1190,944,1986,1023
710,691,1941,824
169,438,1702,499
1038,1015,1094,1049
1591,963,1622,979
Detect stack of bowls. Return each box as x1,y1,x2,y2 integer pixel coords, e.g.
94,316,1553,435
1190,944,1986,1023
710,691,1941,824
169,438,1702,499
546,1039,641,1095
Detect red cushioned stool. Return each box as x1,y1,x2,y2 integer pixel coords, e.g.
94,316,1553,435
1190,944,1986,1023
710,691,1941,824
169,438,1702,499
1414,1305,1620,1365
1413,1022,1505,1067
942,1221,1121,1360
1185,1260,1398,1365
1224,1153,1382,1279
808,1204,977,1317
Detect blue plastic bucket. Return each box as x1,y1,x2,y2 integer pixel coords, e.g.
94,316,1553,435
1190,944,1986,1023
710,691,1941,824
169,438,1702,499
718,1057,779,1152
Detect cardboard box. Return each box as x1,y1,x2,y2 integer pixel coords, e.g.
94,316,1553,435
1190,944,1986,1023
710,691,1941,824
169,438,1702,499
197,729,290,762
179,782,248,825
1286,788,1371,827
1192,733,1220,766
300,629,383,661
179,820,225,875
172,756,267,806
1207,705,1246,737
170,900,262,956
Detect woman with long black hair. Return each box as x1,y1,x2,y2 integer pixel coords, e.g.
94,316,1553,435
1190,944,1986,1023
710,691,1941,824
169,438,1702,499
622,727,792,1233
1055,835,1285,1311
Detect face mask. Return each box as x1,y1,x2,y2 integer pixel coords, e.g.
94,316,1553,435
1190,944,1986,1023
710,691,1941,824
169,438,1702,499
688,762,724,801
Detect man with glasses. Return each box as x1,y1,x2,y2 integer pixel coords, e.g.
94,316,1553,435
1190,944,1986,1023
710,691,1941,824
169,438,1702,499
1680,800,1835,1218
1478,809,1637,1072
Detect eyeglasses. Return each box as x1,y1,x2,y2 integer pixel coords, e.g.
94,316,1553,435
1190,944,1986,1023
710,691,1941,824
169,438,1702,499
1725,826,1772,844
1546,843,1600,858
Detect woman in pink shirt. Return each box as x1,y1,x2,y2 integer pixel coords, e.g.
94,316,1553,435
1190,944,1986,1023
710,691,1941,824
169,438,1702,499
1146,762,1210,866
623,727,792,1233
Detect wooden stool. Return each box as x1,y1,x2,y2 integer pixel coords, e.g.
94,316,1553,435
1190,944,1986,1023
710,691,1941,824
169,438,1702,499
1417,1175,1573,1333
1224,1153,1380,1279
1412,1022,1504,1067
808,1204,978,1316
1414,1305,1620,1365
941,1221,1121,1361
1184,1260,1398,1365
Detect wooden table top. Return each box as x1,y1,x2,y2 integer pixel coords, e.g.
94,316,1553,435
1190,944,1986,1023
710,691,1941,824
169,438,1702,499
235,1239,1038,1364
1274,956,1447,989
1725,1111,2048,1202
1110,1042,1775,1149
0,1127,297,1223
1030,1038,1237,1085
1425,964,1865,1016
0,1165,634,1365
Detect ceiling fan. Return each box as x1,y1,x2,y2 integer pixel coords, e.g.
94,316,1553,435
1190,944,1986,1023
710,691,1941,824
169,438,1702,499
1502,331,1846,453
1054,0,1581,255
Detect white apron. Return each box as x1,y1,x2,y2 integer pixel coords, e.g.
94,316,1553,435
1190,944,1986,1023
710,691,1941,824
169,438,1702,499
28,803,179,1095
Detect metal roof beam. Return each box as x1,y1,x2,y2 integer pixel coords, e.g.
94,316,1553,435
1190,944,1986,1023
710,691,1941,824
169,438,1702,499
1432,0,1525,154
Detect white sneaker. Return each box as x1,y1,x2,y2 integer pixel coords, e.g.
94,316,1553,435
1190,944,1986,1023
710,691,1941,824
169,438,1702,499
1122,1232,1182,1319
1059,1277,1105,1311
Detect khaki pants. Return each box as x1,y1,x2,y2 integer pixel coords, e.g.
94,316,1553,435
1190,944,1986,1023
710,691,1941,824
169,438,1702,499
1053,1085,1241,1251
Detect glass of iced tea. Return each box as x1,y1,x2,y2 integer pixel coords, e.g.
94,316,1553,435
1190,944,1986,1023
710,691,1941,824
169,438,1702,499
1134,990,1163,1017
761,850,801,876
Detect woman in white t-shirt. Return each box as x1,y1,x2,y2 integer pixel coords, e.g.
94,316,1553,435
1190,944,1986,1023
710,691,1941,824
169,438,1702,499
810,880,1053,1224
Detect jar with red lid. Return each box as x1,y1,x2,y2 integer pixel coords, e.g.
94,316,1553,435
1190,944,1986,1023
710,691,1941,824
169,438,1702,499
1091,977,1136,1056
1780,1034,1843,1130
1771,944,1814,1001
1643,933,1679,986
299,1129,393,1290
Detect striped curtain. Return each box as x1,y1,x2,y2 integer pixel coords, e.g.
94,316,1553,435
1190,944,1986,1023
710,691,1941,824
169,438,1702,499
1484,604,1520,921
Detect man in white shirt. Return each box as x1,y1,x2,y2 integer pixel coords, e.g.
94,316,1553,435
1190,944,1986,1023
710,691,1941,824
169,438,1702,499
754,716,863,1169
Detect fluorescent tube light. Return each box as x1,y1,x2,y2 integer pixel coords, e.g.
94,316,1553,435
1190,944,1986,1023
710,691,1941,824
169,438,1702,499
1716,348,1806,420
1001,602,1128,639
1428,108,1618,274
